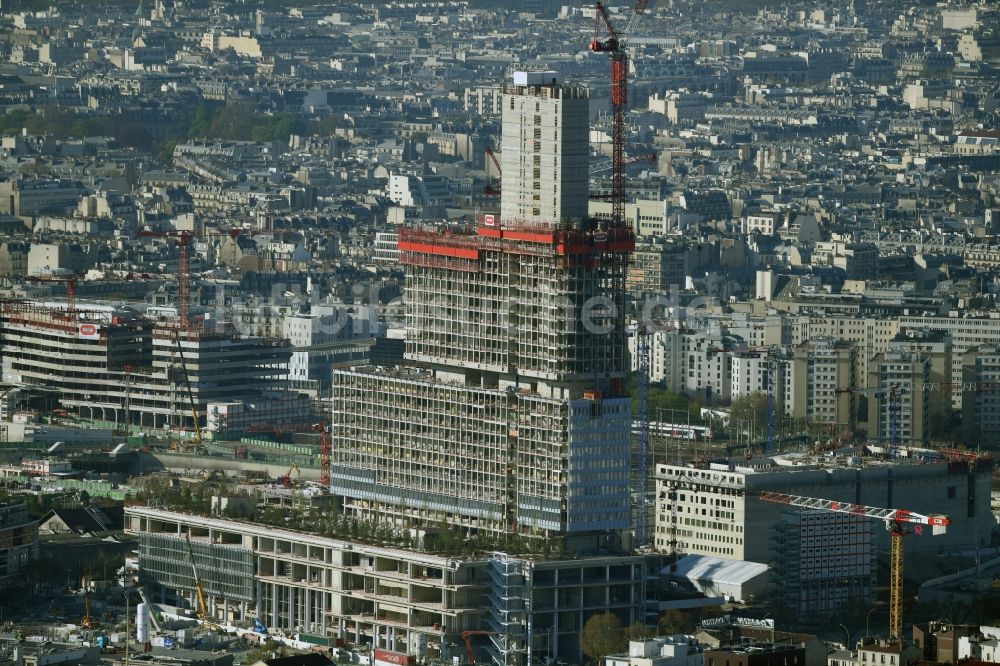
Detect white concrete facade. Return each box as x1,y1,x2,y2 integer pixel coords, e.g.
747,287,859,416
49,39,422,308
654,455,994,566
500,74,589,224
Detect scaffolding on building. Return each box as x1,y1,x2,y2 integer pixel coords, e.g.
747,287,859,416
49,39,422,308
335,211,634,540
486,554,527,666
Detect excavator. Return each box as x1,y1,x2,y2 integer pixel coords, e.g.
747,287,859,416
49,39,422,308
278,463,300,487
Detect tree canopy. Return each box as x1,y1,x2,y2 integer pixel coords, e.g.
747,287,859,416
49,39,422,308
581,612,627,664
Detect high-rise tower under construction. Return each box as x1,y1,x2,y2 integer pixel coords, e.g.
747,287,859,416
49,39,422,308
330,72,635,546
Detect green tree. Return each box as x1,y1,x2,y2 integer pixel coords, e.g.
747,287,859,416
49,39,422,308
189,102,219,138
630,381,702,423
657,608,694,635
0,108,32,135
624,622,655,641
116,123,153,149
250,124,274,142
730,392,769,433
581,612,626,664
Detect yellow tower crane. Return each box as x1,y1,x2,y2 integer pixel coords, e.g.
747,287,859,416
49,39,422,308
759,491,950,640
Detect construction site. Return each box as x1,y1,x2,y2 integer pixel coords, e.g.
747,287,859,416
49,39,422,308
0,300,298,435
655,446,995,633
123,505,657,666
327,71,639,549
4,7,1000,661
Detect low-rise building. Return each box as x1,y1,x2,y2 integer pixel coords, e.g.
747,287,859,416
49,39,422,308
127,507,659,665
654,452,994,566
0,501,38,591
0,177,88,217
704,643,805,666
607,637,704,666
856,641,921,666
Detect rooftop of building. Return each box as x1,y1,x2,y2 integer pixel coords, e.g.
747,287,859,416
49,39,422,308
39,506,124,534
255,654,333,666
667,554,768,584
658,446,993,478
858,641,911,654
705,642,803,655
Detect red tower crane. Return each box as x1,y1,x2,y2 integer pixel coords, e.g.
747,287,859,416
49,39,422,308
138,230,194,328
66,275,76,314
590,0,650,228
28,274,77,314
314,421,331,487
759,491,950,640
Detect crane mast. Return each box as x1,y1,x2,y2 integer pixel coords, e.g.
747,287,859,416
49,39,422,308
591,0,652,551
635,324,650,547
766,355,777,455
759,491,949,640
590,0,649,228
178,231,190,328
137,230,194,329
315,421,331,487
711,346,779,455
835,384,904,457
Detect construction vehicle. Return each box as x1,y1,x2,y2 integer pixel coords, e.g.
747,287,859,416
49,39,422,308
82,592,99,629
278,463,300,487
183,533,212,625
759,491,950,639
136,586,163,635
460,630,498,665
